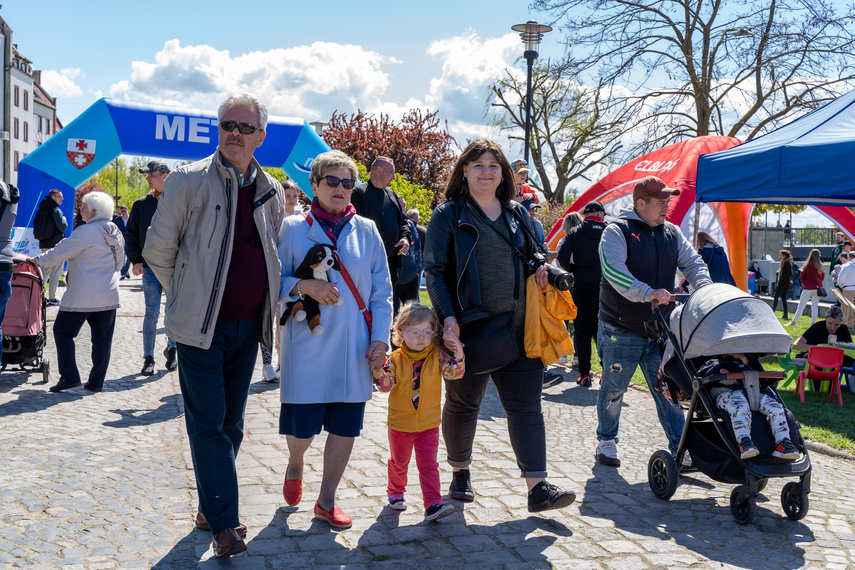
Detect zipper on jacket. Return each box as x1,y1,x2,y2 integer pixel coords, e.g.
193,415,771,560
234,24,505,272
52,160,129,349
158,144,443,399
201,179,233,335
207,205,221,249
457,220,478,312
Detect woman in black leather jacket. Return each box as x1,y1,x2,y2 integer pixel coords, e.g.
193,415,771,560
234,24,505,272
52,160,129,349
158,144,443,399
423,139,576,514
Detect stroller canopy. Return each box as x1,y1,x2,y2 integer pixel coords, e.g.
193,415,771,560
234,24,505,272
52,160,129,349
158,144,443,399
663,283,793,367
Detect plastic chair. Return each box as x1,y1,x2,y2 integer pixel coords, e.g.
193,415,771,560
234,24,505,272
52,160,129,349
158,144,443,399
838,366,855,393
778,351,805,389
796,346,844,405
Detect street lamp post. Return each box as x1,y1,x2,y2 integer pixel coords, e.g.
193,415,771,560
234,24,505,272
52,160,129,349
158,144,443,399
511,20,552,162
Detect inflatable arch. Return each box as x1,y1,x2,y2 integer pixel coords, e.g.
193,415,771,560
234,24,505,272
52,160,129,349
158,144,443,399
17,98,330,247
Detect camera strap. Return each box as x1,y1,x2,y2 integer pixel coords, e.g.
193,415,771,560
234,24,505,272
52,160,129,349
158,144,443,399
464,196,520,307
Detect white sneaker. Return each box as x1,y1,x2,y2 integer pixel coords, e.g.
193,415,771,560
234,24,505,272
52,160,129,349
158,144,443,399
262,364,279,383
595,440,620,467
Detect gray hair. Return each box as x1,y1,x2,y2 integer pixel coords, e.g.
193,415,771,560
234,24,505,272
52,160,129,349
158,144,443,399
827,305,845,322
310,150,358,186
406,208,419,220
218,93,269,130
562,211,583,235
82,191,115,221
848,251,855,260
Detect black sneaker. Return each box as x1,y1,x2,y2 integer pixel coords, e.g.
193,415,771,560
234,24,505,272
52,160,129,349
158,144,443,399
49,378,82,392
425,502,454,522
773,438,800,460
449,470,474,502
163,347,178,371
140,356,155,376
738,437,759,459
83,382,102,392
527,480,576,513
543,370,563,388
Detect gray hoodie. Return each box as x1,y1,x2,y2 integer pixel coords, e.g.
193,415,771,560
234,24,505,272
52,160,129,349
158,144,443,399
34,219,124,312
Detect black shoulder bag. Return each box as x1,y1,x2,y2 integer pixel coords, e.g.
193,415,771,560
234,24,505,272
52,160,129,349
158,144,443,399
457,199,522,375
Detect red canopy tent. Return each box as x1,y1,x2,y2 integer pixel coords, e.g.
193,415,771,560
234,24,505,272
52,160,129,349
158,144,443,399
546,136,855,291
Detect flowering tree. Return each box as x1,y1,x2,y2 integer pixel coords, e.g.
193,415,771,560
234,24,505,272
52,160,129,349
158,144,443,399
322,109,458,199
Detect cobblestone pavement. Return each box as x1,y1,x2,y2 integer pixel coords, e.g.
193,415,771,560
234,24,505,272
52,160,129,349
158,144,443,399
1,281,854,569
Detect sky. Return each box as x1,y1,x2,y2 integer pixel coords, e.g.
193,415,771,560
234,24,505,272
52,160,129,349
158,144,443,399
4,0,565,151
2,0,840,226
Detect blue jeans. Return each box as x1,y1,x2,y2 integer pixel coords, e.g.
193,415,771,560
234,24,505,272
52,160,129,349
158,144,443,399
177,317,260,537
53,309,117,389
142,267,174,358
121,248,131,278
0,270,12,363
596,323,685,456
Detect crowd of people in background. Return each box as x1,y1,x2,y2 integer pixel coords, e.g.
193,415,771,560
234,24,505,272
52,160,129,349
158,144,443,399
5,91,843,559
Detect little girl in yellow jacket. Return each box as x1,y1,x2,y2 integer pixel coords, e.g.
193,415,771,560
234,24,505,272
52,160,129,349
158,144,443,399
372,302,465,522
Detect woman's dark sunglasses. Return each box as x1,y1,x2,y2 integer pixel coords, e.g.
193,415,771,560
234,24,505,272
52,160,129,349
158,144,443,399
323,175,357,190
219,120,263,134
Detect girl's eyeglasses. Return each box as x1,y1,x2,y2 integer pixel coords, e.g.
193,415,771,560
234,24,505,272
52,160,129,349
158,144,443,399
401,329,436,339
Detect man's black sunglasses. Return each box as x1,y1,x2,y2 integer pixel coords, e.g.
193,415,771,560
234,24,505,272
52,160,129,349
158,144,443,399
219,120,263,134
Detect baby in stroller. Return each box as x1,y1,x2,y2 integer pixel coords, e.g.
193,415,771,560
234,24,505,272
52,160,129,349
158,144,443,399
697,353,799,460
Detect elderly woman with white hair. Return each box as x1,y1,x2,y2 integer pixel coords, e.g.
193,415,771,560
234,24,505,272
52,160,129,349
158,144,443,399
30,191,125,393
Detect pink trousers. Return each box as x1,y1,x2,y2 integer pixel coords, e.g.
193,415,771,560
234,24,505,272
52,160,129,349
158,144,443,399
387,426,441,509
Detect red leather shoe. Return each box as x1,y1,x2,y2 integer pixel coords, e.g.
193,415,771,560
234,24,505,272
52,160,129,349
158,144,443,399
314,502,352,529
283,467,302,506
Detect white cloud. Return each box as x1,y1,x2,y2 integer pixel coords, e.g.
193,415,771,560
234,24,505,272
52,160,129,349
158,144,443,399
108,39,394,122
40,68,83,98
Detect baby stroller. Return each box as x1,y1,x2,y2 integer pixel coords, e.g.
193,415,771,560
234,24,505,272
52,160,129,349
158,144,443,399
648,283,810,524
2,254,49,383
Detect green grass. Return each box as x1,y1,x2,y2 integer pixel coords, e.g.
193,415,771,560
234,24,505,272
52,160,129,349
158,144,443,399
418,290,855,453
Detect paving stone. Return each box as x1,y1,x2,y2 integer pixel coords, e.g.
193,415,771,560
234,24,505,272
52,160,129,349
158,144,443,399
1,283,854,567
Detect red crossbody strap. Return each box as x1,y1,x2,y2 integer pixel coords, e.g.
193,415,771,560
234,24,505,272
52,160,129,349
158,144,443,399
303,213,373,335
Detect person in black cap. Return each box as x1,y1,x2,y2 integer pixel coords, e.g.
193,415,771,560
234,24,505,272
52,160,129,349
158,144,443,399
557,201,606,387
127,159,176,376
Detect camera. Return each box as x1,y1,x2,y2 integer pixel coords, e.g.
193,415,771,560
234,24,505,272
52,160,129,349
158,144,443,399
524,252,574,291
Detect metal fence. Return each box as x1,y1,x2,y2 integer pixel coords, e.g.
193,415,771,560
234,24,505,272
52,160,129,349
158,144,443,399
748,226,839,260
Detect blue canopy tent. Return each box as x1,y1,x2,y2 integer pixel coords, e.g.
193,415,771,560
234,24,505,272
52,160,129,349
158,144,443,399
697,90,855,206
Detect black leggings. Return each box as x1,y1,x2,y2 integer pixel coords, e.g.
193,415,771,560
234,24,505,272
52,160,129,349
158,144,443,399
772,289,790,318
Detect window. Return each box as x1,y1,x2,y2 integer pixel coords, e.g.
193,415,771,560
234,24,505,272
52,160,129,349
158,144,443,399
13,86,18,107
23,122,28,142
13,151,18,171
37,117,42,133
13,118,18,139
23,90,28,111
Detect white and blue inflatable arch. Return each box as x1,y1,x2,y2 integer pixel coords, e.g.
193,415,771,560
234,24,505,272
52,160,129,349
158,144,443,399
17,98,329,245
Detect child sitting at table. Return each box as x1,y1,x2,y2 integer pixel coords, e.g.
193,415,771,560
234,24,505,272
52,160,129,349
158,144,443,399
698,353,799,460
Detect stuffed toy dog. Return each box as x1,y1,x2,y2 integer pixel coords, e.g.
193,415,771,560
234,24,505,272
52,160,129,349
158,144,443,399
281,243,342,335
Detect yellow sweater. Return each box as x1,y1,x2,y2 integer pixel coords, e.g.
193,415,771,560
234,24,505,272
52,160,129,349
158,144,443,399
524,275,577,366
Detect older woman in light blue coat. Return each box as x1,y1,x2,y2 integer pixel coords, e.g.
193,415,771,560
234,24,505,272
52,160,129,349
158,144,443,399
277,150,393,529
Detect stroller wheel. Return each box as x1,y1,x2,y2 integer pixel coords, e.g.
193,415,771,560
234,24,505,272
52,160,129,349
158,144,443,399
648,450,679,500
781,482,809,521
730,486,757,525
41,358,50,384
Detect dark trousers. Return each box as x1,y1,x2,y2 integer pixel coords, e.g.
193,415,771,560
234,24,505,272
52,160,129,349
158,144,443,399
393,278,420,315
0,270,12,363
53,309,117,389
572,284,600,376
772,289,790,318
442,354,547,478
176,317,259,537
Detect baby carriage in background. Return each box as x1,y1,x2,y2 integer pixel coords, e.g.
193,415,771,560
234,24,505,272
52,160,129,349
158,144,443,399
1,254,49,383
648,283,811,524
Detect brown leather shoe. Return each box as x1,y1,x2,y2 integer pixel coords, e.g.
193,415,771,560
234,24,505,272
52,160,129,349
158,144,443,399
212,527,246,558
195,512,247,538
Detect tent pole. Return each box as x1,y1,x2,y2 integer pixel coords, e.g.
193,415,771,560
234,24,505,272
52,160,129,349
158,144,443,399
693,201,700,249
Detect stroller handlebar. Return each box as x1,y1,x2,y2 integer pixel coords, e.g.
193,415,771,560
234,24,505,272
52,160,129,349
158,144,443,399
702,371,786,383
